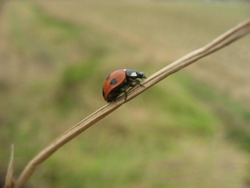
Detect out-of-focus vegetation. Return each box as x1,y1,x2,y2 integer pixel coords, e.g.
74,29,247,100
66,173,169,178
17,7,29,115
0,0,250,187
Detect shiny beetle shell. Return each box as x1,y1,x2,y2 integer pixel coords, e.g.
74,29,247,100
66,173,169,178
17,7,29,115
102,69,146,102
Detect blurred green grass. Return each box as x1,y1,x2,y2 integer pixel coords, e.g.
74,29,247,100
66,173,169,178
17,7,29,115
0,0,250,187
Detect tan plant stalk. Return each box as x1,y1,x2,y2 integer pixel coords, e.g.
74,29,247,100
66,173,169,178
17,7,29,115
15,19,250,188
5,144,15,188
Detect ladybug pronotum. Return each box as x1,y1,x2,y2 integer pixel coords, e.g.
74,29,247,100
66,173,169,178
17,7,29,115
102,69,146,102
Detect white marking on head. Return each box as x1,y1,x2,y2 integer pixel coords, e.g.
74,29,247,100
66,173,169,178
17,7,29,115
131,72,137,77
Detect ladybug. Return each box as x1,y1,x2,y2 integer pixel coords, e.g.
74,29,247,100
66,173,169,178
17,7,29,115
102,69,146,102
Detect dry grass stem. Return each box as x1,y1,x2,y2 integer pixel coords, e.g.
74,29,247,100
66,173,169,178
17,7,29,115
5,144,15,188
15,19,250,188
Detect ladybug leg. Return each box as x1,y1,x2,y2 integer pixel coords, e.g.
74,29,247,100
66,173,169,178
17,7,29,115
124,90,128,100
137,81,145,87
121,88,128,100
130,78,145,87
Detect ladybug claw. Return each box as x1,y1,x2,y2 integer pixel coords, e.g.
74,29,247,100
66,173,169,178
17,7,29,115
138,82,145,87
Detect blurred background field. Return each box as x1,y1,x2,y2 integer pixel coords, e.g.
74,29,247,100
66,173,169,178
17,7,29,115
0,0,250,187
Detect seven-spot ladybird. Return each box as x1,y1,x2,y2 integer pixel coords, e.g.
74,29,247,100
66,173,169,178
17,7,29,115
102,69,146,102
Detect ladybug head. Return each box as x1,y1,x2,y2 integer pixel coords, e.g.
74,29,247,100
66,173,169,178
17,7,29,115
137,71,146,79
125,69,146,79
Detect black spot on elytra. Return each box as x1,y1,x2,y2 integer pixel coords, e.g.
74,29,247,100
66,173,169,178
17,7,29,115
110,78,118,85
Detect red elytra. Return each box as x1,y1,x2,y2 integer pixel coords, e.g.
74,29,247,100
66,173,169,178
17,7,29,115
102,69,126,101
